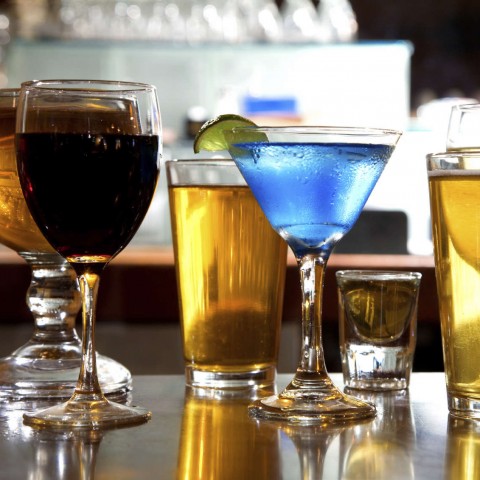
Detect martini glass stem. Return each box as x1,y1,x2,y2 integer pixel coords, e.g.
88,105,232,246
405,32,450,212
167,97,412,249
298,254,328,375
286,253,333,392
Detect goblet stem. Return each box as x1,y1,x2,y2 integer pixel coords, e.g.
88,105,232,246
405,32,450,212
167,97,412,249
0,252,132,401
21,252,81,347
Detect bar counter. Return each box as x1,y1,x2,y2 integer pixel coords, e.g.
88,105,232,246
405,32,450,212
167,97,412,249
0,247,444,373
0,247,438,325
0,373,470,479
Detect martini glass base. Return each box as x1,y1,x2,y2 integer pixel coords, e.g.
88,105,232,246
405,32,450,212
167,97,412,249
23,397,151,430
249,383,376,425
0,341,131,401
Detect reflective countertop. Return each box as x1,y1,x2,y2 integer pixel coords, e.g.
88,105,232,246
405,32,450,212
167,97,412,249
0,373,474,479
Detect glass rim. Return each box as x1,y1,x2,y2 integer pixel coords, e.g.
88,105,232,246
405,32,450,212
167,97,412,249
166,158,244,187
335,269,422,281
231,125,402,136
20,79,157,94
427,151,480,175
450,102,480,112
166,158,235,166
0,88,19,97
427,151,480,160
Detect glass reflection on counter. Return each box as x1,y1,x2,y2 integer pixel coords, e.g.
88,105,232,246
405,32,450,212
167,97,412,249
177,388,281,479
340,390,416,479
0,404,102,479
279,422,348,480
446,416,480,480
29,429,102,480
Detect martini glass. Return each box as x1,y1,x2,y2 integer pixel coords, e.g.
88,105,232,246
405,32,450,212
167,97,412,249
16,80,161,429
227,126,401,423
0,88,131,401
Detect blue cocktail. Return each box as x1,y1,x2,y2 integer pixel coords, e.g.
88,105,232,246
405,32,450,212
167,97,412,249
228,127,402,423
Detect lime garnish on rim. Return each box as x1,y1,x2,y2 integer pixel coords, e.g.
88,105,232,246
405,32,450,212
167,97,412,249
193,114,257,153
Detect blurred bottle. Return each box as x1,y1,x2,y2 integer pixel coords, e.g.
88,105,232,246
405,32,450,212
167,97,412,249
317,0,358,43
185,105,209,139
281,0,319,42
241,0,283,42
220,0,249,43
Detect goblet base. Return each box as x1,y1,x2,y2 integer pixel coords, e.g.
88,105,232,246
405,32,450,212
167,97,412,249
248,383,376,425
23,397,151,430
0,341,131,401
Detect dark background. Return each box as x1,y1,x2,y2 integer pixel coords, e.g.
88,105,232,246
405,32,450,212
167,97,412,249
295,0,480,110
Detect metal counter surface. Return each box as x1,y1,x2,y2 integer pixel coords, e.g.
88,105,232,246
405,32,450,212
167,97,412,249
0,373,470,479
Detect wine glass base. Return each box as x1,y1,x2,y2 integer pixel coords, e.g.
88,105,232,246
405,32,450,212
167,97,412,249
248,390,376,425
0,343,132,401
23,397,151,430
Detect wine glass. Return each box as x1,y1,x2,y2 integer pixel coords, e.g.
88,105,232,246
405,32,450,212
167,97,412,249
446,102,480,151
0,88,131,402
227,126,402,423
16,80,161,429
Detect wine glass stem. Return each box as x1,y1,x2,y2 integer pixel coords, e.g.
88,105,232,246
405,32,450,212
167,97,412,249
75,272,103,398
296,254,329,379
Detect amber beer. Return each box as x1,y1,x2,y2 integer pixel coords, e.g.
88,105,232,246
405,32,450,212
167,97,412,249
0,91,52,253
428,152,480,417
168,160,287,388
177,390,280,479
445,417,480,478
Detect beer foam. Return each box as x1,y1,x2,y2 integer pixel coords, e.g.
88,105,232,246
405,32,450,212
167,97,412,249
428,169,480,178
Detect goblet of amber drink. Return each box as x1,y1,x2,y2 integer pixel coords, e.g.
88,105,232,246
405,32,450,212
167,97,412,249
16,80,161,428
0,88,132,401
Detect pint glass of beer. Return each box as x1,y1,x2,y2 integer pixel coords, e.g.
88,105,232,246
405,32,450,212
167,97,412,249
428,151,480,419
167,159,287,390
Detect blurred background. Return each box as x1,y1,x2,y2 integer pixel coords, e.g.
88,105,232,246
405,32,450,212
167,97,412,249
0,0,474,373
0,0,473,255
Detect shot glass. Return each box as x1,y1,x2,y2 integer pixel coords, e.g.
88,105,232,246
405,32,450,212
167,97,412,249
166,159,288,391
428,151,480,419
336,270,421,391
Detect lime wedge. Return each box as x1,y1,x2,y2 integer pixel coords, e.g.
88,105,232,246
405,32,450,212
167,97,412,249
193,114,257,153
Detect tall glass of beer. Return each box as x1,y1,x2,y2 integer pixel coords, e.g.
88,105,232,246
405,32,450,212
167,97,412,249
428,151,480,419
167,159,287,390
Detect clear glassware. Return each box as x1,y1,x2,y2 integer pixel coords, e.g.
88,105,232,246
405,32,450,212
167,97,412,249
241,0,283,42
0,88,131,402
281,0,319,42
317,0,358,43
446,102,480,151
17,80,161,429
220,0,248,43
227,126,402,423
